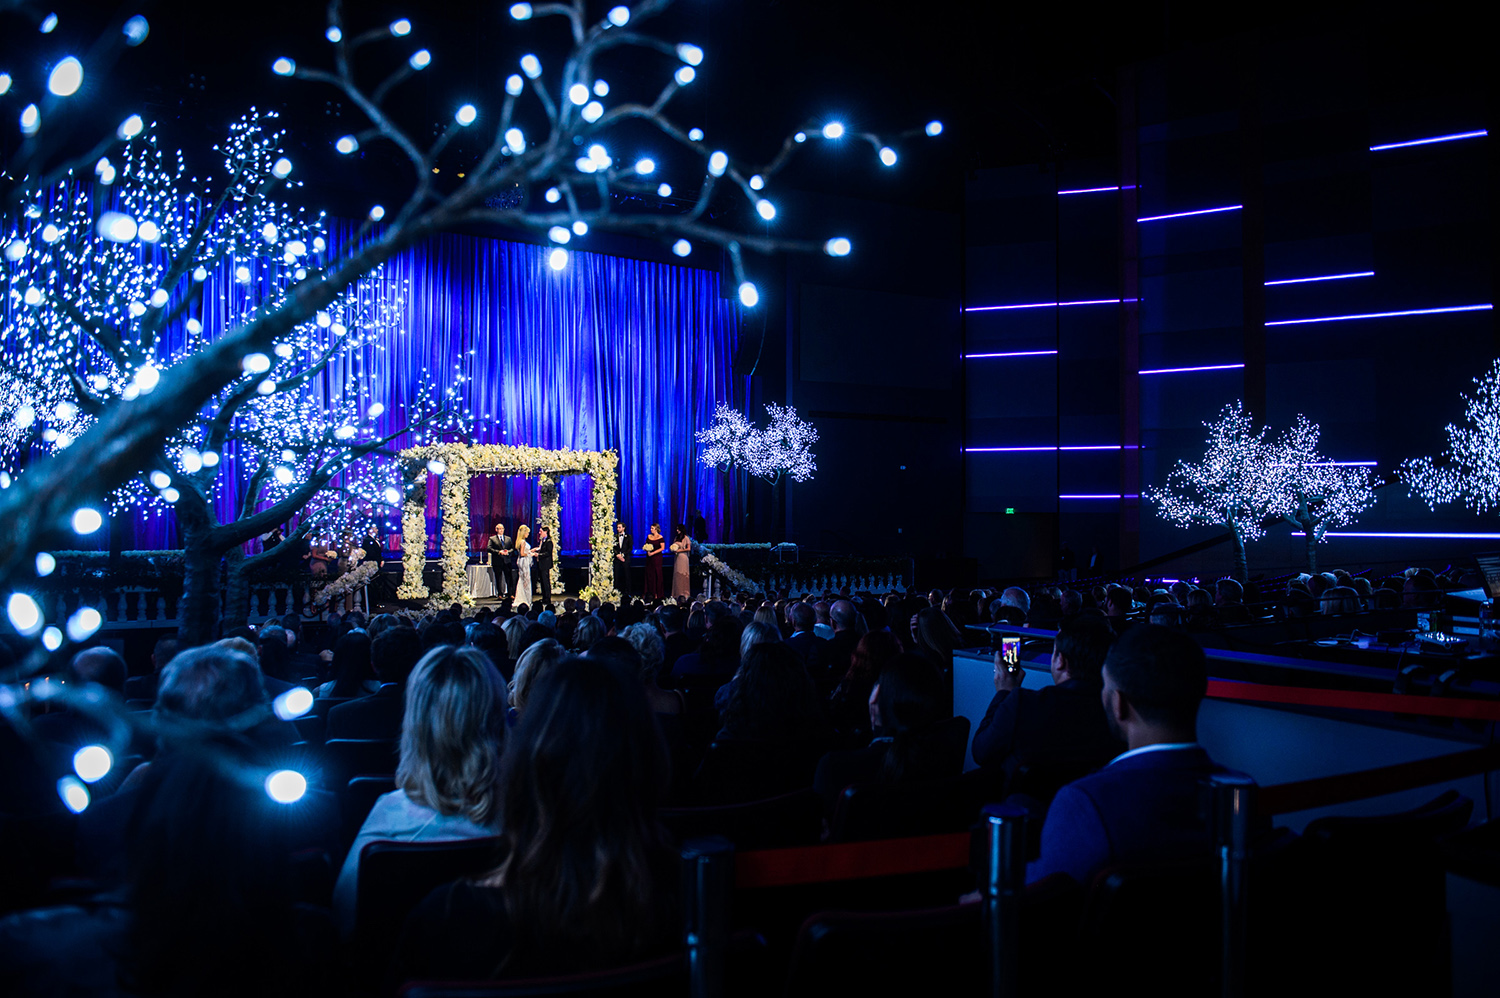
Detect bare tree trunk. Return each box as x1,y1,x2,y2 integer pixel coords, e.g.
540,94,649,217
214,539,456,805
223,545,251,634
1305,527,1319,575
178,537,222,646
1230,530,1250,585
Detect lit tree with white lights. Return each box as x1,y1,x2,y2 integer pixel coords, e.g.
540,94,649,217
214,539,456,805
0,113,467,642
1265,415,1377,573
697,401,816,542
0,0,937,658
1146,401,1276,584
1402,358,1500,517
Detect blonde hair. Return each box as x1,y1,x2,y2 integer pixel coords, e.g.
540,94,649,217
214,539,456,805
516,523,530,543
509,637,565,712
397,646,507,826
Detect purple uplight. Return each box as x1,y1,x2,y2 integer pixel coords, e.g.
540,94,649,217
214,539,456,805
1138,363,1245,375
1265,303,1492,327
966,444,1126,453
1136,205,1242,223
965,298,1133,313
1056,185,1121,195
963,350,1059,359
1369,129,1487,152
1292,531,1500,540
1058,494,1140,499
1264,271,1374,286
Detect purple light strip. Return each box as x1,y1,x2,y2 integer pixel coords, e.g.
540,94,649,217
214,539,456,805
1138,363,1245,375
1266,303,1493,327
1270,461,1378,468
1056,185,1121,195
1264,270,1374,286
966,445,1125,453
1058,494,1140,499
1292,531,1500,540
963,350,1059,359
965,298,1132,313
1369,129,1487,152
1137,204,1242,223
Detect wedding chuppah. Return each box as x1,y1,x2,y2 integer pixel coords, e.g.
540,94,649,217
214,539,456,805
395,443,621,605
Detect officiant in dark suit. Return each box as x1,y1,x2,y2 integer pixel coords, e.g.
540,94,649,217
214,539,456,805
487,522,513,596
534,525,554,607
613,521,631,596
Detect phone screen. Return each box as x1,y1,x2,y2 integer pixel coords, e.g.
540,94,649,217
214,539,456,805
1001,636,1022,668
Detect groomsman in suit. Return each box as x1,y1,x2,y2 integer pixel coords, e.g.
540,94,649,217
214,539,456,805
534,525,554,607
613,521,631,596
487,522,513,596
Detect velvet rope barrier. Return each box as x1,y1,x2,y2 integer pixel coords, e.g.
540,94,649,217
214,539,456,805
1206,679,1500,721
734,832,971,889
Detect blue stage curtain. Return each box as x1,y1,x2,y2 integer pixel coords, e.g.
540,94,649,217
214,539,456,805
121,225,741,555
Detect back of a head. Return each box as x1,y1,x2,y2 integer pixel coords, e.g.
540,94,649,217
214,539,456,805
812,601,831,624
658,605,684,633
399,645,507,825
829,600,857,631
1001,587,1031,612
1102,625,1207,732
721,642,822,741
152,636,181,672
875,654,946,735
70,646,127,694
510,637,567,712
572,614,606,651
620,622,665,679
916,607,960,659
739,620,782,665
495,655,673,968
367,613,400,640
850,629,902,682
329,631,374,696
1059,589,1083,616
788,602,815,632
157,645,266,725
1216,578,1244,603
467,622,510,672
753,605,778,630
585,635,644,677
373,626,422,684
704,601,732,627
595,604,617,631
1054,614,1115,684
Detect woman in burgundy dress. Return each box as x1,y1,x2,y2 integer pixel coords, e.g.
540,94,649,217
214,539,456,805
642,523,665,599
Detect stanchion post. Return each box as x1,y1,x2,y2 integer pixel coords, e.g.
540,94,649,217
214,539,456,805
1210,774,1256,998
681,835,733,998
981,803,1027,998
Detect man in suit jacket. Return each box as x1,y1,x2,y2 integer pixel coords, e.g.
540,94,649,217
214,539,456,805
487,524,512,596
326,626,423,742
783,602,827,669
534,525,554,607
612,521,631,596
814,600,862,691
658,606,697,674
972,614,1124,802
1027,625,1238,885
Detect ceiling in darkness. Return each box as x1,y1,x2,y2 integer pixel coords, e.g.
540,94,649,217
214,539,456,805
1,0,1485,225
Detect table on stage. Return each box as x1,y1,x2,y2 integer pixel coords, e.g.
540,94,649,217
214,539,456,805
467,564,497,599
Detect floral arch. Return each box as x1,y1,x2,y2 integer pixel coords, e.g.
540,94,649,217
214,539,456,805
395,443,619,605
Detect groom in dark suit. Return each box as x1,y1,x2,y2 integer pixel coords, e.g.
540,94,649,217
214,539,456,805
612,521,632,596
1027,625,1241,885
487,523,515,597
534,525,554,607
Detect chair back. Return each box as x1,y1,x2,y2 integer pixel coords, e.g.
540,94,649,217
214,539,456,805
1079,857,1219,996
662,789,823,849
321,738,399,789
829,773,984,843
355,837,506,965
343,775,399,849
399,952,687,997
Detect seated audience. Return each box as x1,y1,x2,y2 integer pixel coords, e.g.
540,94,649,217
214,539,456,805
1028,625,1240,884
30,646,128,751
394,656,677,982
571,614,606,652
509,638,567,716
971,615,1123,802
912,606,963,673
657,605,696,673
784,601,826,667
326,627,423,741
827,630,902,744
314,631,380,700
619,624,684,717
124,636,179,702
814,653,962,815
334,645,506,937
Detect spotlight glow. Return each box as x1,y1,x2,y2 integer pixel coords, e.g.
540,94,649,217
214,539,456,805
72,508,103,534
58,777,90,814
738,282,759,307
265,770,308,804
823,237,852,256
66,607,102,641
73,745,112,783
6,593,41,635
548,247,569,271
455,104,477,126
822,122,845,139
569,83,590,106
673,239,691,257
47,57,83,97
273,687,314,721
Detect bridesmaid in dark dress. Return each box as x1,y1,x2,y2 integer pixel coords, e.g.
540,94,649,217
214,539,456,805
642,523,665,599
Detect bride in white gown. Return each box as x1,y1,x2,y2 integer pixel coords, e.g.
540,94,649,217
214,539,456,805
513,523,534,608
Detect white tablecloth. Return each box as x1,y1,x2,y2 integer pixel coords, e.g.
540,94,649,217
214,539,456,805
467,564,497,599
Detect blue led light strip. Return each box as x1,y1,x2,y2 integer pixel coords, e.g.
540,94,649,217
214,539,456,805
1292,531,1500,540
1369,129,1487,152
1138,363,1245,375
1264,271,1374,286
965,298,1132,313
1137,205,1242,223
1266,304,1492,327
966,445,1125,453
963,350,1059,359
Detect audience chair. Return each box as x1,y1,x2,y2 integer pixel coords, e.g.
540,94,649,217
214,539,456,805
293,711,326,746
1077,856,1220,996
320,738,399,791
353,837,506,972
399,953,688,998
661,789,823,850
342,774,398,851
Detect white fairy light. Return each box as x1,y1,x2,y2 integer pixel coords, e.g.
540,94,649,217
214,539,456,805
455,104,477,126
202,451,221,468
548,226,571,244
593,79,610,96
572,220,588,236
274,466,294,485
272,57,295,76
505,128,525,154
688,127,704,141
675,66,696,86
576,158,597,174
756,200,776,220
738,282,759,307
389,18,412,36
824,237,852,256
242,353,272,374
548,248,568,271
7,593,42,634
66,607,102,641
1404,358,1500,515
47,56,83,97
794,131,807,143
708,151,728,176
658,183,672,197
150,470,171,489
383,486,401,505
325,26,342,42
544,187,561,203
272,157,293,178
635,158,655,175
117,114,144,139
410,49,431,70
607,6,631,26
35,552,56,576
123,16,149,45
20,103,38,134
879,146,897,166
569,83,590,106
72,508,103,534
926,120,944,136
822,122,845,139
73,745,112,783
520,54,542,79
672,239,691,257
336,135,359,154
510,3,533,19
749,174,764,190
505,74,524,96
368,402,385,417
369,204,386,221
265,770,308,804
180,449,203,473
581,101,604,123
0,73,10,95
186,318,203,334
137,220,161,242
98,212,136,242
427,459,447,475
41,627,63,651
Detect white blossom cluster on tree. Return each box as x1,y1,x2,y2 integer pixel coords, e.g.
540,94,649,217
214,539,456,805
1265,415,1377,573
696,402,818,483
1148,402,1380,579
1402,358,1500,515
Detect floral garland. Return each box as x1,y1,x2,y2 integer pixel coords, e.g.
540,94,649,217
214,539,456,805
396,443,619,604
537,472,562,596
312,559,379,609
396,489,429,599
697,541,756,596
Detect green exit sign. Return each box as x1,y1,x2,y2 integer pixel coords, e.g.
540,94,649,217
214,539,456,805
1005,508,1015,514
